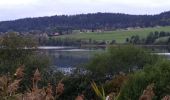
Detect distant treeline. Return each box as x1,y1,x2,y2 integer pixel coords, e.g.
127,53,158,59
1,11,170,33
40,38,115,46
127,31,170,45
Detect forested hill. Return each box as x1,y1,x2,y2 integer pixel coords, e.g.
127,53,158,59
1,11,170,33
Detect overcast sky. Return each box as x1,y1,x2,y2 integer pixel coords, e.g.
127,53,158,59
0,0,170,21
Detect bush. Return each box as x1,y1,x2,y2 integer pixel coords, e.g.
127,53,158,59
104,74,128,96
86,45,159,78
0,32,40,73
0,32,50,92
58,74,93,100
118,60,170,100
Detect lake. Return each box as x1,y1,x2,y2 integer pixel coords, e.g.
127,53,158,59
38,46,104,72
39,46,170,73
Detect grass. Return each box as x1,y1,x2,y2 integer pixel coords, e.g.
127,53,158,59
56,26,170,43
154,36,170,44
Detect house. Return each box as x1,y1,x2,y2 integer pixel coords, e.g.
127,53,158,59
48,32,60,37
54,32,60,36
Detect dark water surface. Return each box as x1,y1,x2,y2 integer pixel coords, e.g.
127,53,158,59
38,46,103,72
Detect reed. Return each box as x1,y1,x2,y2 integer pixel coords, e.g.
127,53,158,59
0,65,65,100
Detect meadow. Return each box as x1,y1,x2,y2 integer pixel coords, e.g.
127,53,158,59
56,26,170,43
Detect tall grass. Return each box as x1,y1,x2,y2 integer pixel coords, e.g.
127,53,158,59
0,65,65,100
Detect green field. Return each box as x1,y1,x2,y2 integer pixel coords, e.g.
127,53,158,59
56,26,170,43
154,36,170,44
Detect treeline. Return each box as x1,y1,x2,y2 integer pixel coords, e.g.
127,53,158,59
1,11,170,33
127,31,170,45
40,38,116,46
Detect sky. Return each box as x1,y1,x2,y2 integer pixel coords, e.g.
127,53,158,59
0,0,170,21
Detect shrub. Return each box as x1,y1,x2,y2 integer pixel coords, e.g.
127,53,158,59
0,66,64,100
118,60,170,100
86,45,159,78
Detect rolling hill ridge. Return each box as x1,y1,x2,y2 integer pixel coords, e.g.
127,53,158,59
1,11,170,33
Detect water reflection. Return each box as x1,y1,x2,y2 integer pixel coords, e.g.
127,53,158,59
39,48,99,69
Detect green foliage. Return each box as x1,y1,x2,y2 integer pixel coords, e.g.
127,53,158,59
118,60,170,100
19,54,50,91
104,74,128,96
86,45,160,99
58,75,92,100
0,32,50,92
0,32,39,73
86,45,159,77
118,71,148,100
0,32,50,72
91,81,106,100
1,32,38,48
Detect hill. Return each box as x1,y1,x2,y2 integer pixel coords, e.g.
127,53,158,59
1,11,170,33
56,26,170,43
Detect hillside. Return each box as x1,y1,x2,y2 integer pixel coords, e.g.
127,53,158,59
56,26,170,43
1,11,170,33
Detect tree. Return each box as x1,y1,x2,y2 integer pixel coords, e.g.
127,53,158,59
0,32,49,74
0,32,50,92
125,38,129,43
1,11,170,33
86,45,159,79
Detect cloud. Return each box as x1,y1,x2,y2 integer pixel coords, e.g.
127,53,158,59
0,0,170,21
0,0,39,6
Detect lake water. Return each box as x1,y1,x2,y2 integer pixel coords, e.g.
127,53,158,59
39,46,170,73
38,46,104,72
